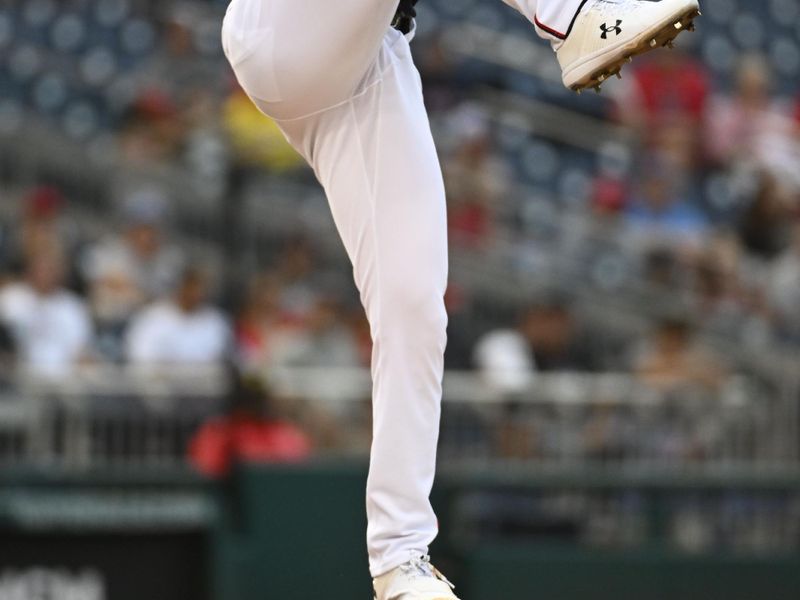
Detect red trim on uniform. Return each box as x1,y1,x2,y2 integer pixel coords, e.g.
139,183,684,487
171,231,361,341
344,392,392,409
534,15,567,40
535,0,591,41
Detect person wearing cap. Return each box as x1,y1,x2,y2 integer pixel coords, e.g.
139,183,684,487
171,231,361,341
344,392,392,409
2,186,77,280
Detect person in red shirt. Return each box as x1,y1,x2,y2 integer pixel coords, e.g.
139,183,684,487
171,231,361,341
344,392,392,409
614,48,710,152
188,371,312,478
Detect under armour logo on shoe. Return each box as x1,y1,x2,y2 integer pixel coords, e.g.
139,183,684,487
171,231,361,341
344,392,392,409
600,20,623,39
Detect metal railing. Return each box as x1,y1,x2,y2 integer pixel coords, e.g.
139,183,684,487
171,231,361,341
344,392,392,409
0,366,229,470
270,367,800,471
3,365,797,473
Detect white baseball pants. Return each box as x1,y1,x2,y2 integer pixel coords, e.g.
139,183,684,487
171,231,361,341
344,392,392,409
222,0,584,578
506,0,589,41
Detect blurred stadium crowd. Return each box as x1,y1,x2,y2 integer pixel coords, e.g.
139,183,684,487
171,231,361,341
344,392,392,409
0,0,800,469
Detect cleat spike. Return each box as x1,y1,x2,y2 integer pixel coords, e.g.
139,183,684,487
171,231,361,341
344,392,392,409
594,85,601,93
666,40,674,48
650,39,658,47
688,23,695,31
615,71,622,79
598,74,606,82
674,21,682,29
627,56,633,63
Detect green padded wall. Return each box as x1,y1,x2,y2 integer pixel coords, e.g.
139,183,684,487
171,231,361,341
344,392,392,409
214,463,800,600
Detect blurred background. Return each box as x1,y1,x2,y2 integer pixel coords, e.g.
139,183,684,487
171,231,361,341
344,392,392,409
1,0,800,598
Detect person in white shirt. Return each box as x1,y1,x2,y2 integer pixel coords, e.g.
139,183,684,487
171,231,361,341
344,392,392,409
0,249,93,378
126,267,230,366
81,187,184,328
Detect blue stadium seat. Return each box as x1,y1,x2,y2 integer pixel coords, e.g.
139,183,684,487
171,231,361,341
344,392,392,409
61,98,102,140
50,13,88,54
769,36,800,78
79,46,119,87
0,11,13,52
31,71,70,114
93,0,131,29
119,18,156,57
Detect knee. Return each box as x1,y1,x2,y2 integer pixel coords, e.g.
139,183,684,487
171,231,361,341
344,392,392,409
374,282,448,346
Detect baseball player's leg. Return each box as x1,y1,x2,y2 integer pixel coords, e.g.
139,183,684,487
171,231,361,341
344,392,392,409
502,0,701,91
224,2,452,589
222,0,401,120
286,31,449,579
276,29,450,582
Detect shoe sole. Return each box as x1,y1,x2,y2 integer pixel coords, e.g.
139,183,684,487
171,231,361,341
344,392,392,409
568,6,701,93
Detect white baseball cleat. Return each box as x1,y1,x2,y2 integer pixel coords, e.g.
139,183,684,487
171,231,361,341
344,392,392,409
556,0,701,93
373,555,460,600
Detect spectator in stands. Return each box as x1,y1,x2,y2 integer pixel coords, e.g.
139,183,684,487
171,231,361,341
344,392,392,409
0,248,93,378
614,48,710,150
593,119,697,220
126,267,230,366
118,91,184,165
442,103,510,248
2,187,79,280
188,372,312,478
623,158,709,252
633,317,726,392
520,300,600,372
707,55,800,190
268,296,361,370
236,274,293,368
82,187,184,334
737,171,794,260
474,299,599,393
473,318,535,395
237,247,364,371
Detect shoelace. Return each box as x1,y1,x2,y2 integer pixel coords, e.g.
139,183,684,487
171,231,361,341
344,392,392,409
399,555,455,589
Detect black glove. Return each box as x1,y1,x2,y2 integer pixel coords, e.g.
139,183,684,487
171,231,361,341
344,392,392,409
392,0,418,34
